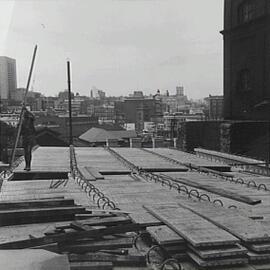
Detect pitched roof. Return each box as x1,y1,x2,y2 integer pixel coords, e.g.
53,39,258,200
79,127,137,143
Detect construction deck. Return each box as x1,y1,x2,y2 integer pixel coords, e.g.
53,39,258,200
1,146,270,270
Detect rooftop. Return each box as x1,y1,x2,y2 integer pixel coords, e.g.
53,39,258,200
0,146,270,269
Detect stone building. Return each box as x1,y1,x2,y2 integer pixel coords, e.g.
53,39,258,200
222,0,270,120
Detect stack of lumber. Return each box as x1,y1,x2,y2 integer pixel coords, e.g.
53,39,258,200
0,198,147,270
147,225,187,260
177,200,270,266
0,198,86,226
144,204,249,268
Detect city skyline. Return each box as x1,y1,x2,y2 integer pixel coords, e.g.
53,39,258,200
0,0,223,99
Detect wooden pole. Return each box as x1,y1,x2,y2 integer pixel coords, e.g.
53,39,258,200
9,45,38,168
67,61,73,145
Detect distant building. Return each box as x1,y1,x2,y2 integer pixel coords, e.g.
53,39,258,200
115,91,163,132
176,86,184,96
90,87,106,100
35,114,98,143
222,0,270,120
10,88,25,102
58,90,74,102
94,104,115,123
161,86,188,113
207,95,224,120
163,112,205,138
0,56,17,101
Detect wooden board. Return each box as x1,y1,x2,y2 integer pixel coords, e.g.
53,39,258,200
247,242,270,252
0,223,142,249
169,175,261,205
144,204,239,247
0,206,86,226
0,198,75,210
182,262,255,270
248,251,270,262
74,216,131,227
177,201,270,243
11,171,69,181
70,261,113,270
188,251,248,268
60,238,133,253
69,253,146,266
147,225,185,245
129,211,163,227
188,243,248,259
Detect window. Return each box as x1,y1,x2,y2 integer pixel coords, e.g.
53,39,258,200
237,69,251,92
238,0,256,24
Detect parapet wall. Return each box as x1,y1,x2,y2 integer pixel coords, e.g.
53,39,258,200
177,121,269,161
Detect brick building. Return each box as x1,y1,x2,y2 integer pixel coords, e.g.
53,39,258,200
115,94,163,132
222,0,270,120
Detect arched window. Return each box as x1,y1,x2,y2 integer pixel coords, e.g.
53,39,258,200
238,0,255,24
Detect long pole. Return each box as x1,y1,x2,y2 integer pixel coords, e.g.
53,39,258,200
9,45,38,168
67,61,73,145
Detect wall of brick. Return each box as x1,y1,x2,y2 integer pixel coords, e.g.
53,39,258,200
177,121,269,161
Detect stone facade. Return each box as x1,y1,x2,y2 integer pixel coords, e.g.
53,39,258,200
222,0,270,120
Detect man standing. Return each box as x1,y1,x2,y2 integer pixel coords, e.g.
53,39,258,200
21,107,36,171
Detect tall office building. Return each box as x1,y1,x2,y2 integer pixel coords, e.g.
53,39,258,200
222,0,270,120
0,56,17,100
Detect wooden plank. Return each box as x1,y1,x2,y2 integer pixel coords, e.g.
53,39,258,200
70,222,92,231
60,238,133,253
0,198,75,210
0,206,86,226
170,175,261,205
188,251,248,267
248,251,270,262
178,201,270,243
188,243,248,259
75,216,131,227
99,170,131,175
144,204,239,247
251,263,270,270
0,223,143,249
182,262,255,270
11,171,69,181
70,262,113,270
147,225,185,245
69,253,146,267
164,244,186,254
129,211,163,227
247,242,270,252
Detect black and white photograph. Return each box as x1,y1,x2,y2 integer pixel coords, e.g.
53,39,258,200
0,0,270,269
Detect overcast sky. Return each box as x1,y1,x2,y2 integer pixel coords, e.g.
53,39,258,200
0,0,224,99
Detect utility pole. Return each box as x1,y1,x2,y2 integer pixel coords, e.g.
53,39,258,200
67,61,73,145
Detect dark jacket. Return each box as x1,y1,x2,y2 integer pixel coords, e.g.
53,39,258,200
21,111,36,145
